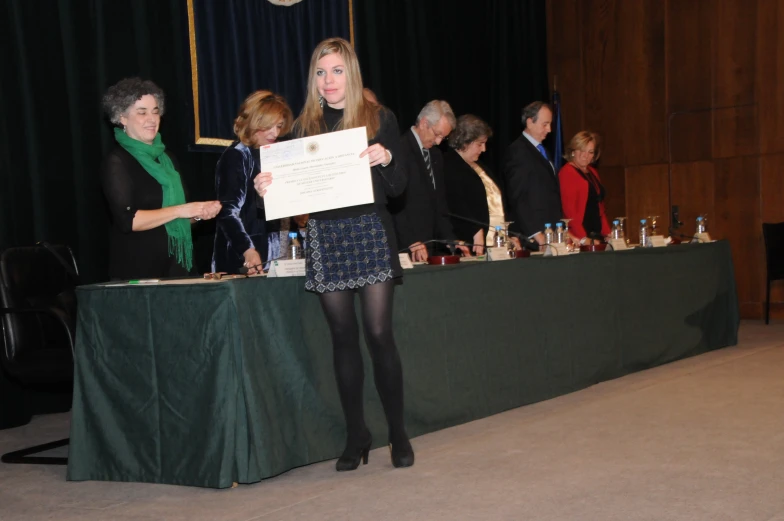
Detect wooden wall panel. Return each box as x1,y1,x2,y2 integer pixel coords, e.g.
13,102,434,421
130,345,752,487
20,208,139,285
756,0,784,154
599,166,626,226
666,0,713,113
712,106,759,159
714,156,762,317
713,0,758,107
666,0,714,164
760,153,784,223
761,153,784,306
581,0,625,166
624,165,670,242
670,161,715,235
618,0,667,166
712,0,759,160
546,0,584,141
669,112,712,163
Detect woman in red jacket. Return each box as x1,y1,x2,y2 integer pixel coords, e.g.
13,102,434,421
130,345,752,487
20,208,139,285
558,131,611,243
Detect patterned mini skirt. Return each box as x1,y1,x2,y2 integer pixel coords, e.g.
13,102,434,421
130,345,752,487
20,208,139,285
305,213,394,293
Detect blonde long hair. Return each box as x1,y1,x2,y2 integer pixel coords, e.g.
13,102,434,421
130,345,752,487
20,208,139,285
233,90,293,147
296,37,380,139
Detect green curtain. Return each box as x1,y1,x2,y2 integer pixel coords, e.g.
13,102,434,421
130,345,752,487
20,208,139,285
0,0,220,283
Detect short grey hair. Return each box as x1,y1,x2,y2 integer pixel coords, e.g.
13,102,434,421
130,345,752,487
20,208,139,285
521,101,551,127
448,114,493,150
415,100,456,129
102,77,165,125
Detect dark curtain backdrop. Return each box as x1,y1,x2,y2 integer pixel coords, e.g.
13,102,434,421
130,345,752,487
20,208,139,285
0,0,220,283
193,0,350,139
354,0,550,185
1,0,548,284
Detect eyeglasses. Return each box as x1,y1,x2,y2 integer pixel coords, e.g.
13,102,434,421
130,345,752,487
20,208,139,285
428,122,445,141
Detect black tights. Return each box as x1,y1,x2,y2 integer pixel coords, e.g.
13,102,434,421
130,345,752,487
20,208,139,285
318,280,407,445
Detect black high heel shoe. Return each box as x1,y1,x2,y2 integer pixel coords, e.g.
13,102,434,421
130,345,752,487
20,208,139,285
389,439,414,468
336,432,372,472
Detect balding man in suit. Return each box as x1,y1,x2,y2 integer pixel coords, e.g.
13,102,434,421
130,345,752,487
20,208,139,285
503,101,562,248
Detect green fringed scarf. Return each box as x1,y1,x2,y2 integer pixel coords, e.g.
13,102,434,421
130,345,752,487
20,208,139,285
114,128,193,272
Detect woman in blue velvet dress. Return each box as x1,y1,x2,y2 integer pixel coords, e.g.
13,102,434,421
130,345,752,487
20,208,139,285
212,91,293,274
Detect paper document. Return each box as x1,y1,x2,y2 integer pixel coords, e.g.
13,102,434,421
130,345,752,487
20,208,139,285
259,127,373,220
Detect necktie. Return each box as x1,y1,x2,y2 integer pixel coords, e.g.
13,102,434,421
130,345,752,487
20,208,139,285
422,147,435,189
536,144,550,161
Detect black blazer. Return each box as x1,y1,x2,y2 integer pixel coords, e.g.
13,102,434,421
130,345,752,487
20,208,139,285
443,149,504,243
502,134,562,237
389,129,455,251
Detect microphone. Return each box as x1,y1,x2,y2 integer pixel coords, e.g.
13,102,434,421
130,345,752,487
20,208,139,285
444,213,540,252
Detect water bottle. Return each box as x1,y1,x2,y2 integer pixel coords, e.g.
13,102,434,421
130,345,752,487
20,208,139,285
555,222,565,243
543,223,554,245
639,219,649,247
696,216,706,234
299,228,308,252
288,231,302,259
611,219,623,240
493,226,504,248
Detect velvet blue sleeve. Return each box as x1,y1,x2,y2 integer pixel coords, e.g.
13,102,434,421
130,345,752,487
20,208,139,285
214,146,254,256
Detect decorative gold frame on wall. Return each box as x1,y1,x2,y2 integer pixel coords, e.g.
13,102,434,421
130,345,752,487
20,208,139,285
186,0,355,146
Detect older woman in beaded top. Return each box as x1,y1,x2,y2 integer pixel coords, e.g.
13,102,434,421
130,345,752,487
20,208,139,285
101,78,220,280
444,114,515,254
253,38,414,471
212,90,293,275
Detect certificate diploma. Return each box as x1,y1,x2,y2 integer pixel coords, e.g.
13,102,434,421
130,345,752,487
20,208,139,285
259,127,373,220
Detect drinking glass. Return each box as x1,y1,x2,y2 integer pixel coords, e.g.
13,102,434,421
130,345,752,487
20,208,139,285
615,216,629,245
561,218,574,251
647,215,659,236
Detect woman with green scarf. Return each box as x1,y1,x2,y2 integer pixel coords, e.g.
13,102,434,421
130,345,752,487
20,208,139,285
101,78,221,280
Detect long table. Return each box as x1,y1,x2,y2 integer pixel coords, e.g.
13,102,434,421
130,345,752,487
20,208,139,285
66,242,739,488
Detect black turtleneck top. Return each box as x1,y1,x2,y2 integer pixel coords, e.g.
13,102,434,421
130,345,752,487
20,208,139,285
310,104,405,221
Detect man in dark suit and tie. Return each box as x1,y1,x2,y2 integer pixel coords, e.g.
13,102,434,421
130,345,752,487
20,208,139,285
503,101,562,248
389,100,469,261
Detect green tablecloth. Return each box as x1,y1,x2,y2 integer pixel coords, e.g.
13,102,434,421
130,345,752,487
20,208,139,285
66,242,739,488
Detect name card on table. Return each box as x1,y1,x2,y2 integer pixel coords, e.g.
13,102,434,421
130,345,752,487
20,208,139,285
488,247,513,261
267,259,306,277
608,238,627,250
398,253,414,269
649,235,668,247
544,243,570,257
693,232,712,243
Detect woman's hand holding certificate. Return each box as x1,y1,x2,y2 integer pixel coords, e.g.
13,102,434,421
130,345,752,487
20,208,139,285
359,142,391,167
256,127,375,220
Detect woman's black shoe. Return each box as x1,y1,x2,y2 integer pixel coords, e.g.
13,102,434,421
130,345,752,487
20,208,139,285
389,440,414,468
336,432,372,472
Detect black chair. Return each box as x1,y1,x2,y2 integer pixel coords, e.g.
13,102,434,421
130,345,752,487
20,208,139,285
0,243,78,464
762,223,784,325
